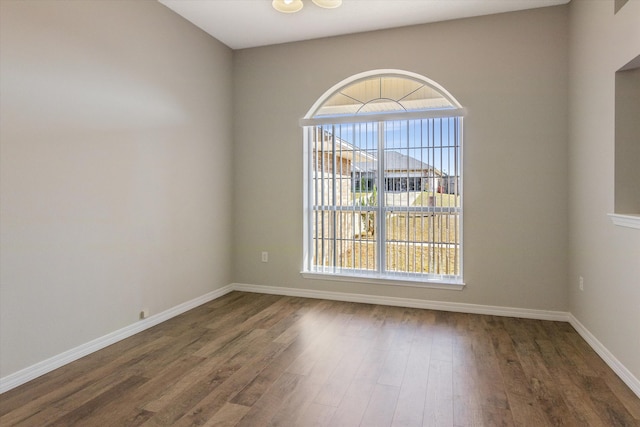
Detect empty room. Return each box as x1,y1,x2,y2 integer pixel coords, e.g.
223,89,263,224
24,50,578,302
0,0,638,425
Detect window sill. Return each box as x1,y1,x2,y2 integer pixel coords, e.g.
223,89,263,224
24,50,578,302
608,213,640,230
301,271,465,290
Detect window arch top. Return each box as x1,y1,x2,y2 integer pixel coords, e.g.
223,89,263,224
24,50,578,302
304,70,464,124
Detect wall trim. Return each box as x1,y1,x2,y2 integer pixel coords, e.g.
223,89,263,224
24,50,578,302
0,284,234,394
3,283,638,400
608,213,640,230
231,283,570,321
568,314,640,398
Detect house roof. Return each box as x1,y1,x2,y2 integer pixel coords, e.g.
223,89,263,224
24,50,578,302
354,151,441,175
313,131,376,164
314,129,441,175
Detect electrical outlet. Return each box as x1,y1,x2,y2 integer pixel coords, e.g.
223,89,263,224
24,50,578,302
579,276,584,291
261,251,269,263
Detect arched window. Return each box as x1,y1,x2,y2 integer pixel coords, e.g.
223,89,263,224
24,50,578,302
301,70,465,287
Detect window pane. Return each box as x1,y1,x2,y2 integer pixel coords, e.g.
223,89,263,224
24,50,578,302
384,212,459,276
311,209,377,272
314,76,456,118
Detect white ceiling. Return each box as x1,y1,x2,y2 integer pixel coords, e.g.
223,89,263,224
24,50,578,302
158,0,569,50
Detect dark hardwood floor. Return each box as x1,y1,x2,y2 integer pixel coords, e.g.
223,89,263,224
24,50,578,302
1,291,639,426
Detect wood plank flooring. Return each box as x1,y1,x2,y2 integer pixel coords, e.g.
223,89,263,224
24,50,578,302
1,291,639,426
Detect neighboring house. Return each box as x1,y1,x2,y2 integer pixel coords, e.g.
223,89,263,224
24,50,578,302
352,151,444,193
314,128,446,195
313,128,376,206
312,128,375,177
441,174,460,195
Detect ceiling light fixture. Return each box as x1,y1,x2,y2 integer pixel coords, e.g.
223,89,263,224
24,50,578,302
272,0,303,13
312,0,342,9
272,0,342,14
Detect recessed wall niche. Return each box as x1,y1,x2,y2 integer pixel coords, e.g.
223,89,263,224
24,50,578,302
614,0,629,14
614,55,640,220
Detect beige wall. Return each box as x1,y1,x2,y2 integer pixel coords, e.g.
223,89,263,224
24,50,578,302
232,7,569,310
568,0,640,384
8,0,637,392
0,0,234,377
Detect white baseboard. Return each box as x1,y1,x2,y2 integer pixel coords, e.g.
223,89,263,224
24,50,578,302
568,314,640,398
3,283,638,401
230,283,570,321
0,284,234,394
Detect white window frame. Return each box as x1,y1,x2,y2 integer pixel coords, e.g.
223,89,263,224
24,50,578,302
301,70,465,289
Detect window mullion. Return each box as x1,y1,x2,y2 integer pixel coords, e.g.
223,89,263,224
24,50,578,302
332,125,337,270
377,121,386,275
307,126,314,271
